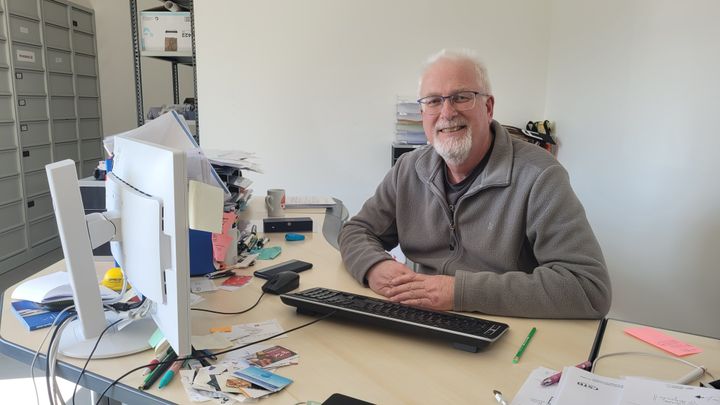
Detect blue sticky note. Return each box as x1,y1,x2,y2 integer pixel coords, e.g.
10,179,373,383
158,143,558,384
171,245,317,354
258,246,282,260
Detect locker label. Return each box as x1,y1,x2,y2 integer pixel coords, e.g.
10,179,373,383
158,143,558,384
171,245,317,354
16,49,36,63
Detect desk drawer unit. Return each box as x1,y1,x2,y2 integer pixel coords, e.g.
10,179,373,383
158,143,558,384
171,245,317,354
19,121,50,147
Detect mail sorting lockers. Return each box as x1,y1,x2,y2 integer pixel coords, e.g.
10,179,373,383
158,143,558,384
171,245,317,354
9,15,42,46
29,215,58,247
11,43,44,71
75,75,97,97
0,201,24,233
14,70,46,95
71,8,92,33
0,226,28,261
26,193,54,222
46,48,71,73
0,149,20,178
0,96,14,121
17,96,49,121
72,31,94,55
78,118,100,139
24,170,50,197
43,24,71,51
0,175,22,205
43,0,69,28
18,121,51,147
0,68,10,93
77,97,98,118
53,140,79,162
0,123,17,150
0,39,9,66
52,119,76,142
48,72,74,96
7,0,40,20
50,96,75,119
21,145,52,172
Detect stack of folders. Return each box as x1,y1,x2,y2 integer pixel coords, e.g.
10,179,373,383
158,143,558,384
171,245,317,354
203,149,262,212
395,98,427,145
511,366,718,405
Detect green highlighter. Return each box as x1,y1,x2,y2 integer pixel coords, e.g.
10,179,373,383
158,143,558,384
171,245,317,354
512,327,536,364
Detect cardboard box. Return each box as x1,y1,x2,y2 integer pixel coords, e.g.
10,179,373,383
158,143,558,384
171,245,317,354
140,11,192,53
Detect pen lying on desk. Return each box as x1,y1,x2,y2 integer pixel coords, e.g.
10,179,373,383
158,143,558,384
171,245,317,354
541,360,593,386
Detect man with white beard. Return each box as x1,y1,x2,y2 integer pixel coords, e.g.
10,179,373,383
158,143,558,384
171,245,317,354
339,49,611,319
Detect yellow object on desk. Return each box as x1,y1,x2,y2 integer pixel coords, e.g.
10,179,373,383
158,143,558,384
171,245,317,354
101,267,129,291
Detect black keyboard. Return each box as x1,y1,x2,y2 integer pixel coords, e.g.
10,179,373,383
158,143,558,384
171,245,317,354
280,287,509,352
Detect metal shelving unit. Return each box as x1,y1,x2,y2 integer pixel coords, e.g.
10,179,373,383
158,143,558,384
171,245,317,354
129,0,197,138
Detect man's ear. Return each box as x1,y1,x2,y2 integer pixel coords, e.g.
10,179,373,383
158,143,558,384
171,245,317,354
485,95,495,119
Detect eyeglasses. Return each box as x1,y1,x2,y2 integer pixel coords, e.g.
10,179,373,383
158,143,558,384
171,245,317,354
417,91,488,115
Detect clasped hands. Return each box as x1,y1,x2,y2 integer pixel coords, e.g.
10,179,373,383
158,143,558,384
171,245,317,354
366,260,454,310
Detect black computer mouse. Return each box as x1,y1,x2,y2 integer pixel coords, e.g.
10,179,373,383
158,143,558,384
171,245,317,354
261,271,300,295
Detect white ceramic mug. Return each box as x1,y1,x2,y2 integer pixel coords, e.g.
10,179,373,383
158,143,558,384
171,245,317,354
265,189,286,217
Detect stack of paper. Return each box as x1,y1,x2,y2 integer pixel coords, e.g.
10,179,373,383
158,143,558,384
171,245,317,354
512,366,720,405
396,98,427,145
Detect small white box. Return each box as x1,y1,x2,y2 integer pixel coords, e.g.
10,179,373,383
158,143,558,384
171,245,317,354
140,11,192,53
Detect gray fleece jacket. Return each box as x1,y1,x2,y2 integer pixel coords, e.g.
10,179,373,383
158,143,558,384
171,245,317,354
339,121,611,319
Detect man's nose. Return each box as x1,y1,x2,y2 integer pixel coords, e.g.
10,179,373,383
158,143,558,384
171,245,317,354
439,98,458,119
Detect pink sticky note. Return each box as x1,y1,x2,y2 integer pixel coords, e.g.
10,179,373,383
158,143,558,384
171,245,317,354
211,233,232,262
624,326,702,357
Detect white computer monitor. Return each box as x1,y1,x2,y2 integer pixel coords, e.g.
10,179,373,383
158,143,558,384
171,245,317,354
45,135,192,359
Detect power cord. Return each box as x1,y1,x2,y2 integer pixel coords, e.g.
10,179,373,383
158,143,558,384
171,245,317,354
44,313,78,405
191,291,265,315
591,351,716,384
31,306,76,405
71,318,124,405
94,311,336,405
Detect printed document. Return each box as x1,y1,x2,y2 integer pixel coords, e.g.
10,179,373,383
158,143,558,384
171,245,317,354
553,366,624,405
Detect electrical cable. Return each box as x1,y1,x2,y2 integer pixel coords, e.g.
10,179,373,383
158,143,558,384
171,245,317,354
31,306,76,405
591,351,715,384
94,311,336,405
44,313,77,405
49,317,76,405
71,318,124,405
190,291,265,315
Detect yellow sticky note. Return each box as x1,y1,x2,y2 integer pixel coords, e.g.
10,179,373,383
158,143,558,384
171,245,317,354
209,326,232,333
188,180,223,233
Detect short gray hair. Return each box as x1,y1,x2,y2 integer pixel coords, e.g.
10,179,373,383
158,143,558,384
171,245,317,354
418,49,492,96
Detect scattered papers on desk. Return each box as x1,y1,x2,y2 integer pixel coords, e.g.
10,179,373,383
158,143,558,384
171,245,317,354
512,366,717,405
553,367,624,405
221,342,298,369
218,319,287,346
509,367,556,405
189,292,205,307
192,333,234,350
285,195,336,208
185,361,293,402
11,271,119,304
618,377,720,405
219,275,253,292
190,277,219,293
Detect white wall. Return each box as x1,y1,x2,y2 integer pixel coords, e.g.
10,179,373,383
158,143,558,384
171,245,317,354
545,0,720,337
90,0,195,136
194,0,551,214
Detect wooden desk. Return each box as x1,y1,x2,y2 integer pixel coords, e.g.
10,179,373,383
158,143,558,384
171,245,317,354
1,200,600,404
592,319,720,385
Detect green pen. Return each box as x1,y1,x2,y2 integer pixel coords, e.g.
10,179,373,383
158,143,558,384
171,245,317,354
157,359,185,389
512,327,536,363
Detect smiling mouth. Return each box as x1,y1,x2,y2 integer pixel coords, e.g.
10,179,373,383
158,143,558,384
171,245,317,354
438,125,467,133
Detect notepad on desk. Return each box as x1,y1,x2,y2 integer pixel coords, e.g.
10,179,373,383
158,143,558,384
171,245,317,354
11,271,119,305
285,195,335,208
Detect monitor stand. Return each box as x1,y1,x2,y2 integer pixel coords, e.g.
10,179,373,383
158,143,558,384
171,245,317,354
59,314,156,359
